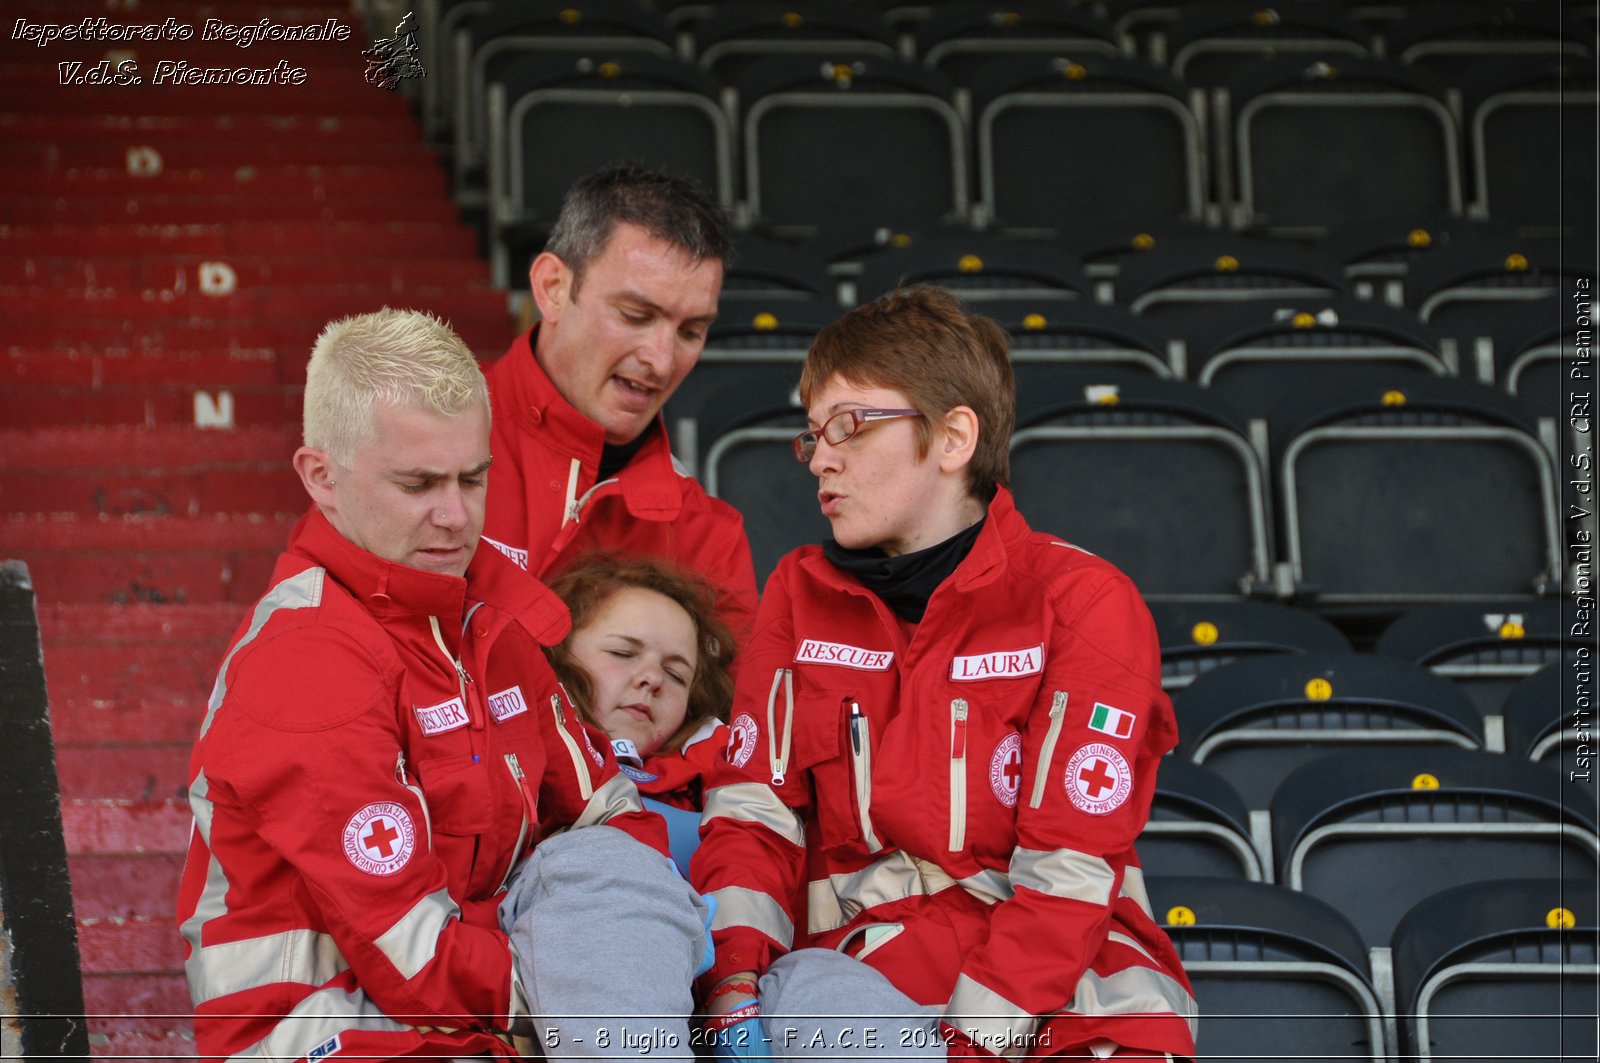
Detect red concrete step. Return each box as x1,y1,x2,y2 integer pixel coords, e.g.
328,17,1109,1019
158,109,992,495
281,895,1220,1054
4,320,512,361
11,75,406,116
0,111,419,142
79,916,185,976
38,601,251,641
56,743,192,802
9,426,298,467
3,348,287,387
45,642,232,703
3,191,457,224
0,384,303,430
5,512,291,604
9,136,434,168
63,800,191,857
0,220,479,257
50,690,209,745
0,254,489,292
0,285,507,322
87,1026,197,1059
0,163,446,198
81,971,191,1026
69,852,185,921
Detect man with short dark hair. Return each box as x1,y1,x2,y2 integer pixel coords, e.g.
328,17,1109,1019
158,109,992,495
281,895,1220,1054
483,162,759,641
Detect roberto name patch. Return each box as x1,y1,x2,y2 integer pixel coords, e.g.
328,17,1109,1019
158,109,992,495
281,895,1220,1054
343,802,416,876
951,644,1044,681
488,685,529,723
795,639,894,671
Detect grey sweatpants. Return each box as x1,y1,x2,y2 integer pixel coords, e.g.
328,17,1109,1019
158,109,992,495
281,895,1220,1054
499,825,710,1061
756,949,945,1062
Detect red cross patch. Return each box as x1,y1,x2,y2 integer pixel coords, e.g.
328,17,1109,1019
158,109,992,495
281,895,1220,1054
728,712,759,769
343,801,416,876
1063,743,1132,815
989,732,1023,807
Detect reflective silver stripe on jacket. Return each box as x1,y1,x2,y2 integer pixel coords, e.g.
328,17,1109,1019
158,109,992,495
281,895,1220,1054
707,885,794,947
200,567,325,739
702,782,806,847
374,888,459,980
1064,962,1200,1040
572,770,648,829
230,984,410,1060
187,928,350,1006
1009,847,1116,906
1120,865,1152,918
945,973,1037,1060
806,850,1013,935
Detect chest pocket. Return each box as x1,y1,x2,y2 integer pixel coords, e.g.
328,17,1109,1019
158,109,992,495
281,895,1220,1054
793,681,887,858
413,754,492,836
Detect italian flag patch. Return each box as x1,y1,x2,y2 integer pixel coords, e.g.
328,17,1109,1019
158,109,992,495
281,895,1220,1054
1088,702,1136,739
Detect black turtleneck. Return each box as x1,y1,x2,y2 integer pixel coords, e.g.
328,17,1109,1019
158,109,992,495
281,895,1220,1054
823,517,987,623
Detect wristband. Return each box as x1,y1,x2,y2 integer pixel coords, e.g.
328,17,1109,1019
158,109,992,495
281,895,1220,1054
705,978,759,1002
704,1003,760,1031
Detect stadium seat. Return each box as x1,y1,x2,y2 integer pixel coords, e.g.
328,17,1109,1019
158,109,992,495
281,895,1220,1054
724,236,840,304
1159,2,1373,89
692,2,899,86
1140,759,1265,880
418,0,491,144
1000,302,1175,381
971,54,1205,234
1315,214,1515,306
1375,601,1566,717
913,2,1121,88
1150,600,1351,691
1272,746,1599,948
1145,875,1388,1063
452,1,677,198
1501,659,1591,766
1228,56,1462,236
483,52,731,287
1406,234,1592,354
1385,2,1593,89
662,296,835,478
1176,650,1487,810
739,56,968,237
852,232,1091,308
1176,297,1449,416
1463,56,1599,232
1009,376,1273,600
1267,373,1563,610
1113,234,1347,316
1490,295,1584,414
1392,876,1599,1063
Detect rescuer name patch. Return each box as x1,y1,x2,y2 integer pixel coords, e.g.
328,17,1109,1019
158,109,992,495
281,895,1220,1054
794,639,894,671
414,696,469,736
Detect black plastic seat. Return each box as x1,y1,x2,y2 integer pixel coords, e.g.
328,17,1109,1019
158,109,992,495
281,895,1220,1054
738,56,968,237
1151,600,1351,691
1176,651,1487,810
1113,233,1348,315
483,52,730,287
1144,875,1387,1063
852,232,1091,309
1271,746,1599,948
1009,376,1273,601
1314,214,1516,306
1392,876,1599,1063
691,2,899,86
1386,2,1593,89
1141,759,1264,880
1175,296,1448,416
1159,2,1373,89
913,2,1121,88
1501,659,1590,766
970,53,1204,234
998,302,1175,381
1267,372,1563,610
1228,56,1462,237
1375,601,1566,717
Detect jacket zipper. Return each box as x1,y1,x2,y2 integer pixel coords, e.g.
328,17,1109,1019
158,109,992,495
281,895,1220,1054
429,616,483,729
766,668,794,786
1029,691,1069,810
395,753,433,849
948,698,969,851
549,692,595,800
846,700,884,853
498,753,535,891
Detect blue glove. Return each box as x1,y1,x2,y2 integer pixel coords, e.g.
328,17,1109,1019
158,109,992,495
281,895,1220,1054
706,1006,769,1063
697,893,718,978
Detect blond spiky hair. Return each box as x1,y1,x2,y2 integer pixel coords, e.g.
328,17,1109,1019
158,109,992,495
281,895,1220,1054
302,307,488,464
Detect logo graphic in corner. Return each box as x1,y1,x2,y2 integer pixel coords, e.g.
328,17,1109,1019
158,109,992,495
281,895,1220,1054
343,802,416,876
1063,743,1132,815
728,712,759,769
488,685,529,723
1087,702,1136,739
989,732,1024,807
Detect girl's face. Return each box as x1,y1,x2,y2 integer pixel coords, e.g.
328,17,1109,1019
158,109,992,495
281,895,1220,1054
568,585,699,757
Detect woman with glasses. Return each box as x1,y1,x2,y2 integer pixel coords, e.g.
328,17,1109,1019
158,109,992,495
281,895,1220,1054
692,286,1197,1062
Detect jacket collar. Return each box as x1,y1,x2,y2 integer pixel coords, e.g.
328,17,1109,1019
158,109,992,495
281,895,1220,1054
290,507,571,646
497,327,687,520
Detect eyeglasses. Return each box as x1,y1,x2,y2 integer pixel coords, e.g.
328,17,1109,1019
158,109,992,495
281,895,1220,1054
792,408,922,462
